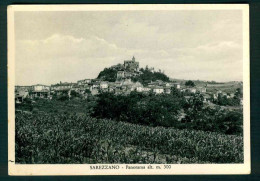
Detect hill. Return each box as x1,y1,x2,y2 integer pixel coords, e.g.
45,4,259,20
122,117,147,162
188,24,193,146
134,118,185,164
97,67,118,82
97,64,170,85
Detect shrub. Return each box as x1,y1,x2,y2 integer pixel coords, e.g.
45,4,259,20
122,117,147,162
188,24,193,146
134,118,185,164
57,95,69,101
185,80,195,87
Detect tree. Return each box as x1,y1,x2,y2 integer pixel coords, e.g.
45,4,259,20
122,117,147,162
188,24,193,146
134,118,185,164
70,90,80,97
85,89,91,94
92,92,183,127
170,87,183,98
235,88,242,98
132,67,170,85
97,68,117,82
185,80,195,87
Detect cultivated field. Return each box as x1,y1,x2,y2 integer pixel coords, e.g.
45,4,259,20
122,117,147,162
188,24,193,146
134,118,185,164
16,111,243,164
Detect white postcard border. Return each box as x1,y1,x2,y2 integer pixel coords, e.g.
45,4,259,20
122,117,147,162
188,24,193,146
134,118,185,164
8,4,250,175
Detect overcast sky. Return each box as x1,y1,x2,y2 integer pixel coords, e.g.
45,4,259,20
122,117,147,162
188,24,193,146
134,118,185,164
15,10,243,85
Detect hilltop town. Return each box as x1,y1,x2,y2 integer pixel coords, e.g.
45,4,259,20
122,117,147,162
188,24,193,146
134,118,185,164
15,56,244,165
15,56,243,107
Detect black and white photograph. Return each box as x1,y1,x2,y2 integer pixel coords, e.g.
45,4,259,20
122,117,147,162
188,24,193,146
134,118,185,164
8,4,250,175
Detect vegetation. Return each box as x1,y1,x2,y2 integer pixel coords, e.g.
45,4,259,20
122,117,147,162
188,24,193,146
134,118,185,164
132,67,170,85
185,80,195,87
97,64,170,85
16,111,243,164
97,67,118,82
213,88,243,106
92,91,184,127
92,91,243,135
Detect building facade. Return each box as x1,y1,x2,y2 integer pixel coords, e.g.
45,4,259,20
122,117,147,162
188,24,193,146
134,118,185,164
124,56,139,72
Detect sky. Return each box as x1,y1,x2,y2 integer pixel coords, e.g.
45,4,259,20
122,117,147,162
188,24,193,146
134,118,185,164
14,10,243,85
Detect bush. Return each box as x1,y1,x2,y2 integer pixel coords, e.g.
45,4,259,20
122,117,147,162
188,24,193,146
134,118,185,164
185,80,195,87
57,95,69,101
70,90,80,97
131,68,170,85
32,108,39,114
92,91,184,127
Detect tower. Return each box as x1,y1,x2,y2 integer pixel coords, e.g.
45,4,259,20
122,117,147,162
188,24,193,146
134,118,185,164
132,56,135,62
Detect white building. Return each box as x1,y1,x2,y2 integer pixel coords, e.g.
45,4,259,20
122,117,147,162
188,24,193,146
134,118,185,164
188,88,196,93
136,86,143,92
77,79,91,85
32,84,50,91
142,87,151,92
172,83,181,89
153,87,164,94
100,81,108,89
197,87,206,93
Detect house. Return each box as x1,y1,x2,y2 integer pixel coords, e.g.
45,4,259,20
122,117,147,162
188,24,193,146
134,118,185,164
15,85,33,92
84,84,91,90
16,89,29,98
142,87,151,92
71,84,80,92
197,87,206,93
108,87,115,93
91,82,100,89
77,79,91,85
115,89,124,95
187,88,196,93
180,88,187,92
31,89,50,99
153,86,164,94
165,83,171,87
31,84,50,98
216,90,222,95
91,89,99,95
172,83,181,89
164,87,171,94
100,81,108,89
32,84,50,91
125,89,132,95
117,71,125,79
203,94,211,102
51,82,73,91
136,86,143,92
148,83,155,87
154,80,164,86
125,72,131,78
15,89,29,103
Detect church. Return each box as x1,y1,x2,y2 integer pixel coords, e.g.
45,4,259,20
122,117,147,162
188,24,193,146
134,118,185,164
123,56,139,72
116,56,140,80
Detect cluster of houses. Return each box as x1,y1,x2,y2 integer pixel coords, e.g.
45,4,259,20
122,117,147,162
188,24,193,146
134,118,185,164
15,78,215,104
15,79,182,103
15,79,242,105
15,56,242,106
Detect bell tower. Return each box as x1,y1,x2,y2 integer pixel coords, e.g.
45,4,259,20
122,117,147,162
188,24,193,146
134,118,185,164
132,56,135,62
